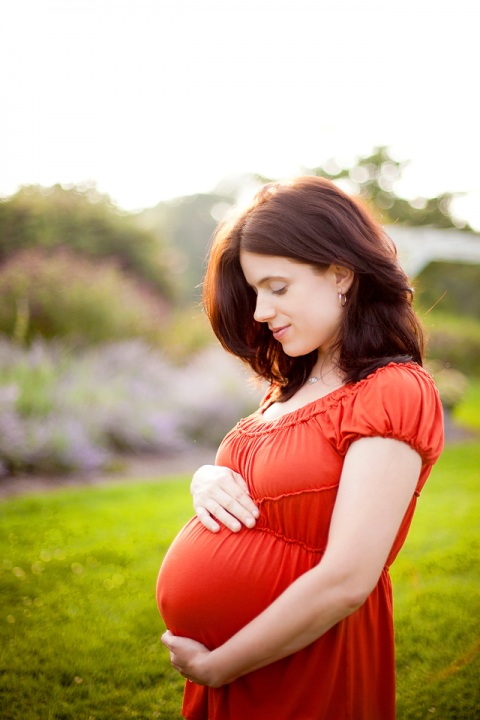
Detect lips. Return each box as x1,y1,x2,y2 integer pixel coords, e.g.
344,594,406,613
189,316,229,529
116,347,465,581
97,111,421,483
270,325,290,341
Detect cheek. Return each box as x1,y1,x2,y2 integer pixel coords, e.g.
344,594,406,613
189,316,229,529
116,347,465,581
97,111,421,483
307,290,337,319
308,303,342,336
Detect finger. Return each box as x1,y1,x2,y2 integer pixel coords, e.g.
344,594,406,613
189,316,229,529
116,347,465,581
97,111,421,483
209,488,259,528
204,502,242,532
196,506,221,532
195,498,242,532
191,466,259,528
210,471,260,519
197,489,256,531
192,466,251,505
196,498,253,531
231,476,260,518
232,472,252,496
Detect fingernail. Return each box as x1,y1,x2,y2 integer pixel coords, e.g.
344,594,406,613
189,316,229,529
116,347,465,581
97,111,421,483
232,522,241,532
245,518,255,528
253,508,260,518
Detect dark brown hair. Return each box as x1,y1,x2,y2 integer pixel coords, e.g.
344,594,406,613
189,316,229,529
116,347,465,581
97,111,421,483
203,176,424,401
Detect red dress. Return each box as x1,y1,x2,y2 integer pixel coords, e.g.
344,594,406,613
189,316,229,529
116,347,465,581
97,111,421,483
157,363,444,720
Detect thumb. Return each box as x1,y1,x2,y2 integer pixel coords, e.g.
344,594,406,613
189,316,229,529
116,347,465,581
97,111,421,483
161,630,176,649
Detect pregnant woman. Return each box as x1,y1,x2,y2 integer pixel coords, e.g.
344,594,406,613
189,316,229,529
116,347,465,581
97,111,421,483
157,176,444,720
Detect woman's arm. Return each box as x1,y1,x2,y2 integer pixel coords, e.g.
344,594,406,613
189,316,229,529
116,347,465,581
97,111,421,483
191,465,259,533
162,436,422,686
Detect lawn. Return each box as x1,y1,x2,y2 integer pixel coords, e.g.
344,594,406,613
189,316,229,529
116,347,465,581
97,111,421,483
392,442,480,718
454,378,480,431
1,442,479,718
0,479,192,719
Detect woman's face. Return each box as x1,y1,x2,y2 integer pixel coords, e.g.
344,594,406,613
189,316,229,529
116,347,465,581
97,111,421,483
239,251,352,359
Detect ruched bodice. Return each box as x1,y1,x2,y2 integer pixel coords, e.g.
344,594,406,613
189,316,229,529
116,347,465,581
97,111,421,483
221,408,343,554
156,363,444,720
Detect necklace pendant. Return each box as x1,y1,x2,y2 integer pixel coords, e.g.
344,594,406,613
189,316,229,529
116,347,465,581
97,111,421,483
307,377,318,384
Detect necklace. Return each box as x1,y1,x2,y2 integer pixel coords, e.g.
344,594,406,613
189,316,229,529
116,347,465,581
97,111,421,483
307,363,337,385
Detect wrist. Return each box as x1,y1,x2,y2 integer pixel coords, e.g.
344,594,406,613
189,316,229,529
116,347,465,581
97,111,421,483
196,648,232,688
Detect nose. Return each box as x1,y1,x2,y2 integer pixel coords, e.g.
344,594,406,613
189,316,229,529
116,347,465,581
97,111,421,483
253,292,276,323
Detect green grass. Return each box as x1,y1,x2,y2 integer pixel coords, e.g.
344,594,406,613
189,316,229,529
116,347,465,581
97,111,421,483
392,443,480,718
1,443,480,719
454,378,480,430
0,478,194,719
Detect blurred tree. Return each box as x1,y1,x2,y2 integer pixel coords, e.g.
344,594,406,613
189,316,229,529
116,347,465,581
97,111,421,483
0,184,175,299
312,146,472,230
137,192,235,302
138,148,477,306
311,148,480,325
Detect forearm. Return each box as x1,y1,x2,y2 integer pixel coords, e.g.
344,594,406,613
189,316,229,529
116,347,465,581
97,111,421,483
165,439,422,688
202,560,364,686
198,439,421,688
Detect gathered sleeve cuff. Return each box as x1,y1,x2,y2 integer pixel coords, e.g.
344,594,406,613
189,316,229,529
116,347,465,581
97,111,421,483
323,363,444,466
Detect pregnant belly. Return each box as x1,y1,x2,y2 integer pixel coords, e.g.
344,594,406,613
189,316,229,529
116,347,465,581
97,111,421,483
157,517,316,650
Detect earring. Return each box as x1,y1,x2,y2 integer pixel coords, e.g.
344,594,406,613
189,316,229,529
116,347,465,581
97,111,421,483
338,291,347,308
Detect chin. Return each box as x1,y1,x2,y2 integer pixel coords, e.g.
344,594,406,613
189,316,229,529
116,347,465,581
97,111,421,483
281,344,316,358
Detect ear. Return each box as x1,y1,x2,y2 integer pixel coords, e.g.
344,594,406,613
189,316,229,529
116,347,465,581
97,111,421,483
331,265,354,293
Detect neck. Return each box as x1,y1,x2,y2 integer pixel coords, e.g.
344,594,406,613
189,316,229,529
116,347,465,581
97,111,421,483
310,354,344,386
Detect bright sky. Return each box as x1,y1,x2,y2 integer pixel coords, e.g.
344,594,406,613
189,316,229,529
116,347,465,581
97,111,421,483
2,0,480,228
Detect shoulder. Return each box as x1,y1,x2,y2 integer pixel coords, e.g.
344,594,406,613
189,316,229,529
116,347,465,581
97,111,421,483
352,361,439,408
322,362,444,464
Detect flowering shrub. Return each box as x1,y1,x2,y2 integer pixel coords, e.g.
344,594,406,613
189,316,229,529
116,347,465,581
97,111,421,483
175,346,264,445
0,183,174,298
0,339,263,475
0,248,169,345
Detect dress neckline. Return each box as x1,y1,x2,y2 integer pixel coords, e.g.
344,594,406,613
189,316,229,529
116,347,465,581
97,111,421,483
258,382,348,425
248,361,425,431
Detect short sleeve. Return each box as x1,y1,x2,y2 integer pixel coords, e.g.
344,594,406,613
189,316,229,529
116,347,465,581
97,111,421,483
323,363,444,465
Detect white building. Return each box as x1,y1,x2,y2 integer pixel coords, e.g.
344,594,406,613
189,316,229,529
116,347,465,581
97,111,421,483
387,226,480,278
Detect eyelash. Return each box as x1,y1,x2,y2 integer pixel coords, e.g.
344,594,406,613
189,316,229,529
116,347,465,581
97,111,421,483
272,287,287,296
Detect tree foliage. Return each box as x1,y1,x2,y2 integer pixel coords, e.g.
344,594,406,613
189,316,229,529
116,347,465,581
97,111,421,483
0,184,175,299
138,192,234,301
312,146,472,230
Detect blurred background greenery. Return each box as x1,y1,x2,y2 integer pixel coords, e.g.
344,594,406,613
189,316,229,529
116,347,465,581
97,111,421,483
0,148,479,719
1,441,479,719
0,146,478,475
2,2,479,716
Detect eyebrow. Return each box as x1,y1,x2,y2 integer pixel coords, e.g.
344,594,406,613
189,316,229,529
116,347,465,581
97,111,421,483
255,275,288,287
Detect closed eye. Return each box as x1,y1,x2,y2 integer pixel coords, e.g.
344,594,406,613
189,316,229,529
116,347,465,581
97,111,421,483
272,287,287,295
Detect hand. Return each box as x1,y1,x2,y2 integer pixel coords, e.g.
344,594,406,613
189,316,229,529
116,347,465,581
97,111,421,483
191,465,259,533
161,630,225,688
